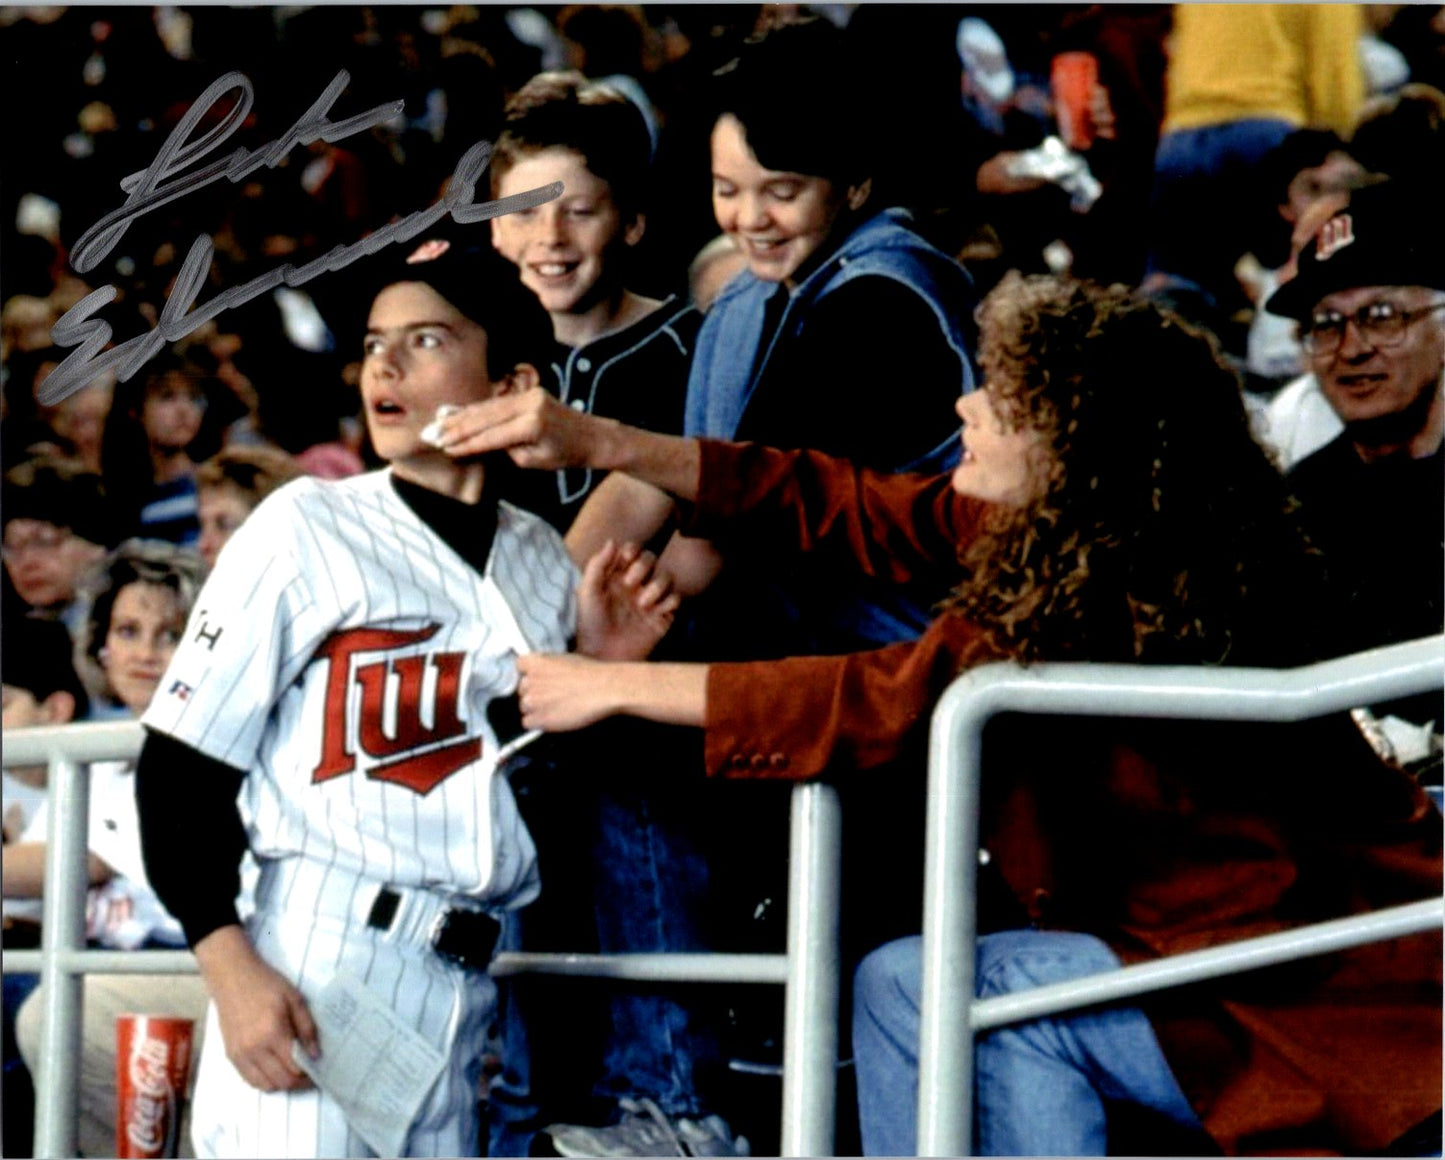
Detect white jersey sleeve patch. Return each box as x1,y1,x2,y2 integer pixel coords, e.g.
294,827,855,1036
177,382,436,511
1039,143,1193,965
142,482,328,768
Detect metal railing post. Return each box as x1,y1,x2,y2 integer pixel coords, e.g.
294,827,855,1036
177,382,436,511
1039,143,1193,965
780,782,842,1157
4,721,843,1158
916,634,1444,1159
32,756,90,1159
917,685,985,1156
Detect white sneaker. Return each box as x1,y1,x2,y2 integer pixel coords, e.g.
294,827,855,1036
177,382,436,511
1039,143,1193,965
545,1097,750,1158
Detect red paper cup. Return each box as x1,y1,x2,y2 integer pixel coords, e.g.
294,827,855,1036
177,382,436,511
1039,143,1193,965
1052,52,1099,151
116,1014,194,1158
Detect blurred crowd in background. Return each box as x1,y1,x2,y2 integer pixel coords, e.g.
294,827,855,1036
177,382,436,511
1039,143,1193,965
2,5,1443,1155
3,5,1442,539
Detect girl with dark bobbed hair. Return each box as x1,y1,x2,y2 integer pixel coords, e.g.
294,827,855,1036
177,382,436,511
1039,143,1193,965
431,273,1441,1158
575,17,981,656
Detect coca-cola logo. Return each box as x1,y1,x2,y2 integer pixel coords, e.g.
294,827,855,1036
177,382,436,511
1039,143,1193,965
125,1037,175,1155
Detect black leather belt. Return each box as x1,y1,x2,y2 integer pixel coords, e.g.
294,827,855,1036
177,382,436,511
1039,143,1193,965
366,887,501,972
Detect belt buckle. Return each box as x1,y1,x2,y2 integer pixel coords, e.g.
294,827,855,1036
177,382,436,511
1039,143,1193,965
429,910,462,967
429,907,496,972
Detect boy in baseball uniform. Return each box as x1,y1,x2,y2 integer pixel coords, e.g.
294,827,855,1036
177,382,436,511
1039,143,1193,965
136,243,675,1158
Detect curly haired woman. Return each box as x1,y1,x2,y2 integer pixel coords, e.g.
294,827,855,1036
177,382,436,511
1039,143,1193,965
431,274,1441,1156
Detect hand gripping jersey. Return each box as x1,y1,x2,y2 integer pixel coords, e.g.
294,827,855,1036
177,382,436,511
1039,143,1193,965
141,470,577,1157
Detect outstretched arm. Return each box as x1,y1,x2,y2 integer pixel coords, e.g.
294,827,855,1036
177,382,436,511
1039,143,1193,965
436,388,703,501
515,614,983,782
440,391,974,586
518,654,707,732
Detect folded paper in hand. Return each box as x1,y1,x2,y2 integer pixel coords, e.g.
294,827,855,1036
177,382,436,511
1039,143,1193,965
290,971,446,1156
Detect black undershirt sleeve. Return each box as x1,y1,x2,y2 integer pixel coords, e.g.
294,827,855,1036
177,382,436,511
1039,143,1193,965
135,727,249,949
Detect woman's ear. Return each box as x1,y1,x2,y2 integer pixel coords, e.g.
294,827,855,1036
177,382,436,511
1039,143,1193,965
624,213,647,248
846,178,873,212
496,363,541,397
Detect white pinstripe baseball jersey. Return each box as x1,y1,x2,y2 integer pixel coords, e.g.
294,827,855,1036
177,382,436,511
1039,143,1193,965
142,468,577,910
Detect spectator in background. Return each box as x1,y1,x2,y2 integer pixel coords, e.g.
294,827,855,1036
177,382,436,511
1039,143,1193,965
1,614,89,743
2,347,67,463
568,15,978,657
2,457,109,633
8,540,211,1160
0,295,56,366
1378,5,1445,93
1251,188,1359,470
292,429,366,479
490,71,699,530
949,14,1089,288
1349,81,1445,188
554,5,664,155
100,352,249,547
1239,129,1370,385
195,445,303,569
487,71,711,1157
62,542,205,723
1050,5,1172,287
2,615,90,1158
3,347,115,473
2,614,89,853
686,234,747,312
101,357,207,547
1257,85,1445,464
1264,182,1443,728
48,381,113,475
1147,3,1367,348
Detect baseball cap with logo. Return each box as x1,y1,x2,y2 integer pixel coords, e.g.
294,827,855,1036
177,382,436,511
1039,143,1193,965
1264,180,1445,320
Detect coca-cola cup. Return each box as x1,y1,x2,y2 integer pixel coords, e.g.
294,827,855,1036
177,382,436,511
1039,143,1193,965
1051,51,1099,151
116,1014,194,1158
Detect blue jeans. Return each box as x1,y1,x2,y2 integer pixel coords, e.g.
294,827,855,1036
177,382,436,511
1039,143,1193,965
488,743,721,1155
852,931,1203,1156
3,971,40,1158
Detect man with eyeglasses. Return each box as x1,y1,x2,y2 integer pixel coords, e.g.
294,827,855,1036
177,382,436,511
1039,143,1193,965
1,458,109,635
1264,180,1443,731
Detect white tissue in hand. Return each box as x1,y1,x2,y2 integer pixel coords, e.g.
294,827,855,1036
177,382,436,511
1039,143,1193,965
420,404,462,448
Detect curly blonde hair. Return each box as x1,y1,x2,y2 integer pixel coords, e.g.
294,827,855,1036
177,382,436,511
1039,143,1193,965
949,274,1320,667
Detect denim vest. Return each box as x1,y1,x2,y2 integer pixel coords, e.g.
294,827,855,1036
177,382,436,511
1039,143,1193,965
683,209,978,652
685,207,977,476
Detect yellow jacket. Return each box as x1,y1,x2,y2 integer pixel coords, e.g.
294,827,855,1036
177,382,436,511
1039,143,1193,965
1163,4,1365,137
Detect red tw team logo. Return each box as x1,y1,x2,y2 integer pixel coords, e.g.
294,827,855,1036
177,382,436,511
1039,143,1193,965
311,624,479,795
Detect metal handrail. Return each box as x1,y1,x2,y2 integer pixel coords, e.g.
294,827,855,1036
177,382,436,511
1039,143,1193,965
918,633,1445,1155
3,723,842,1158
